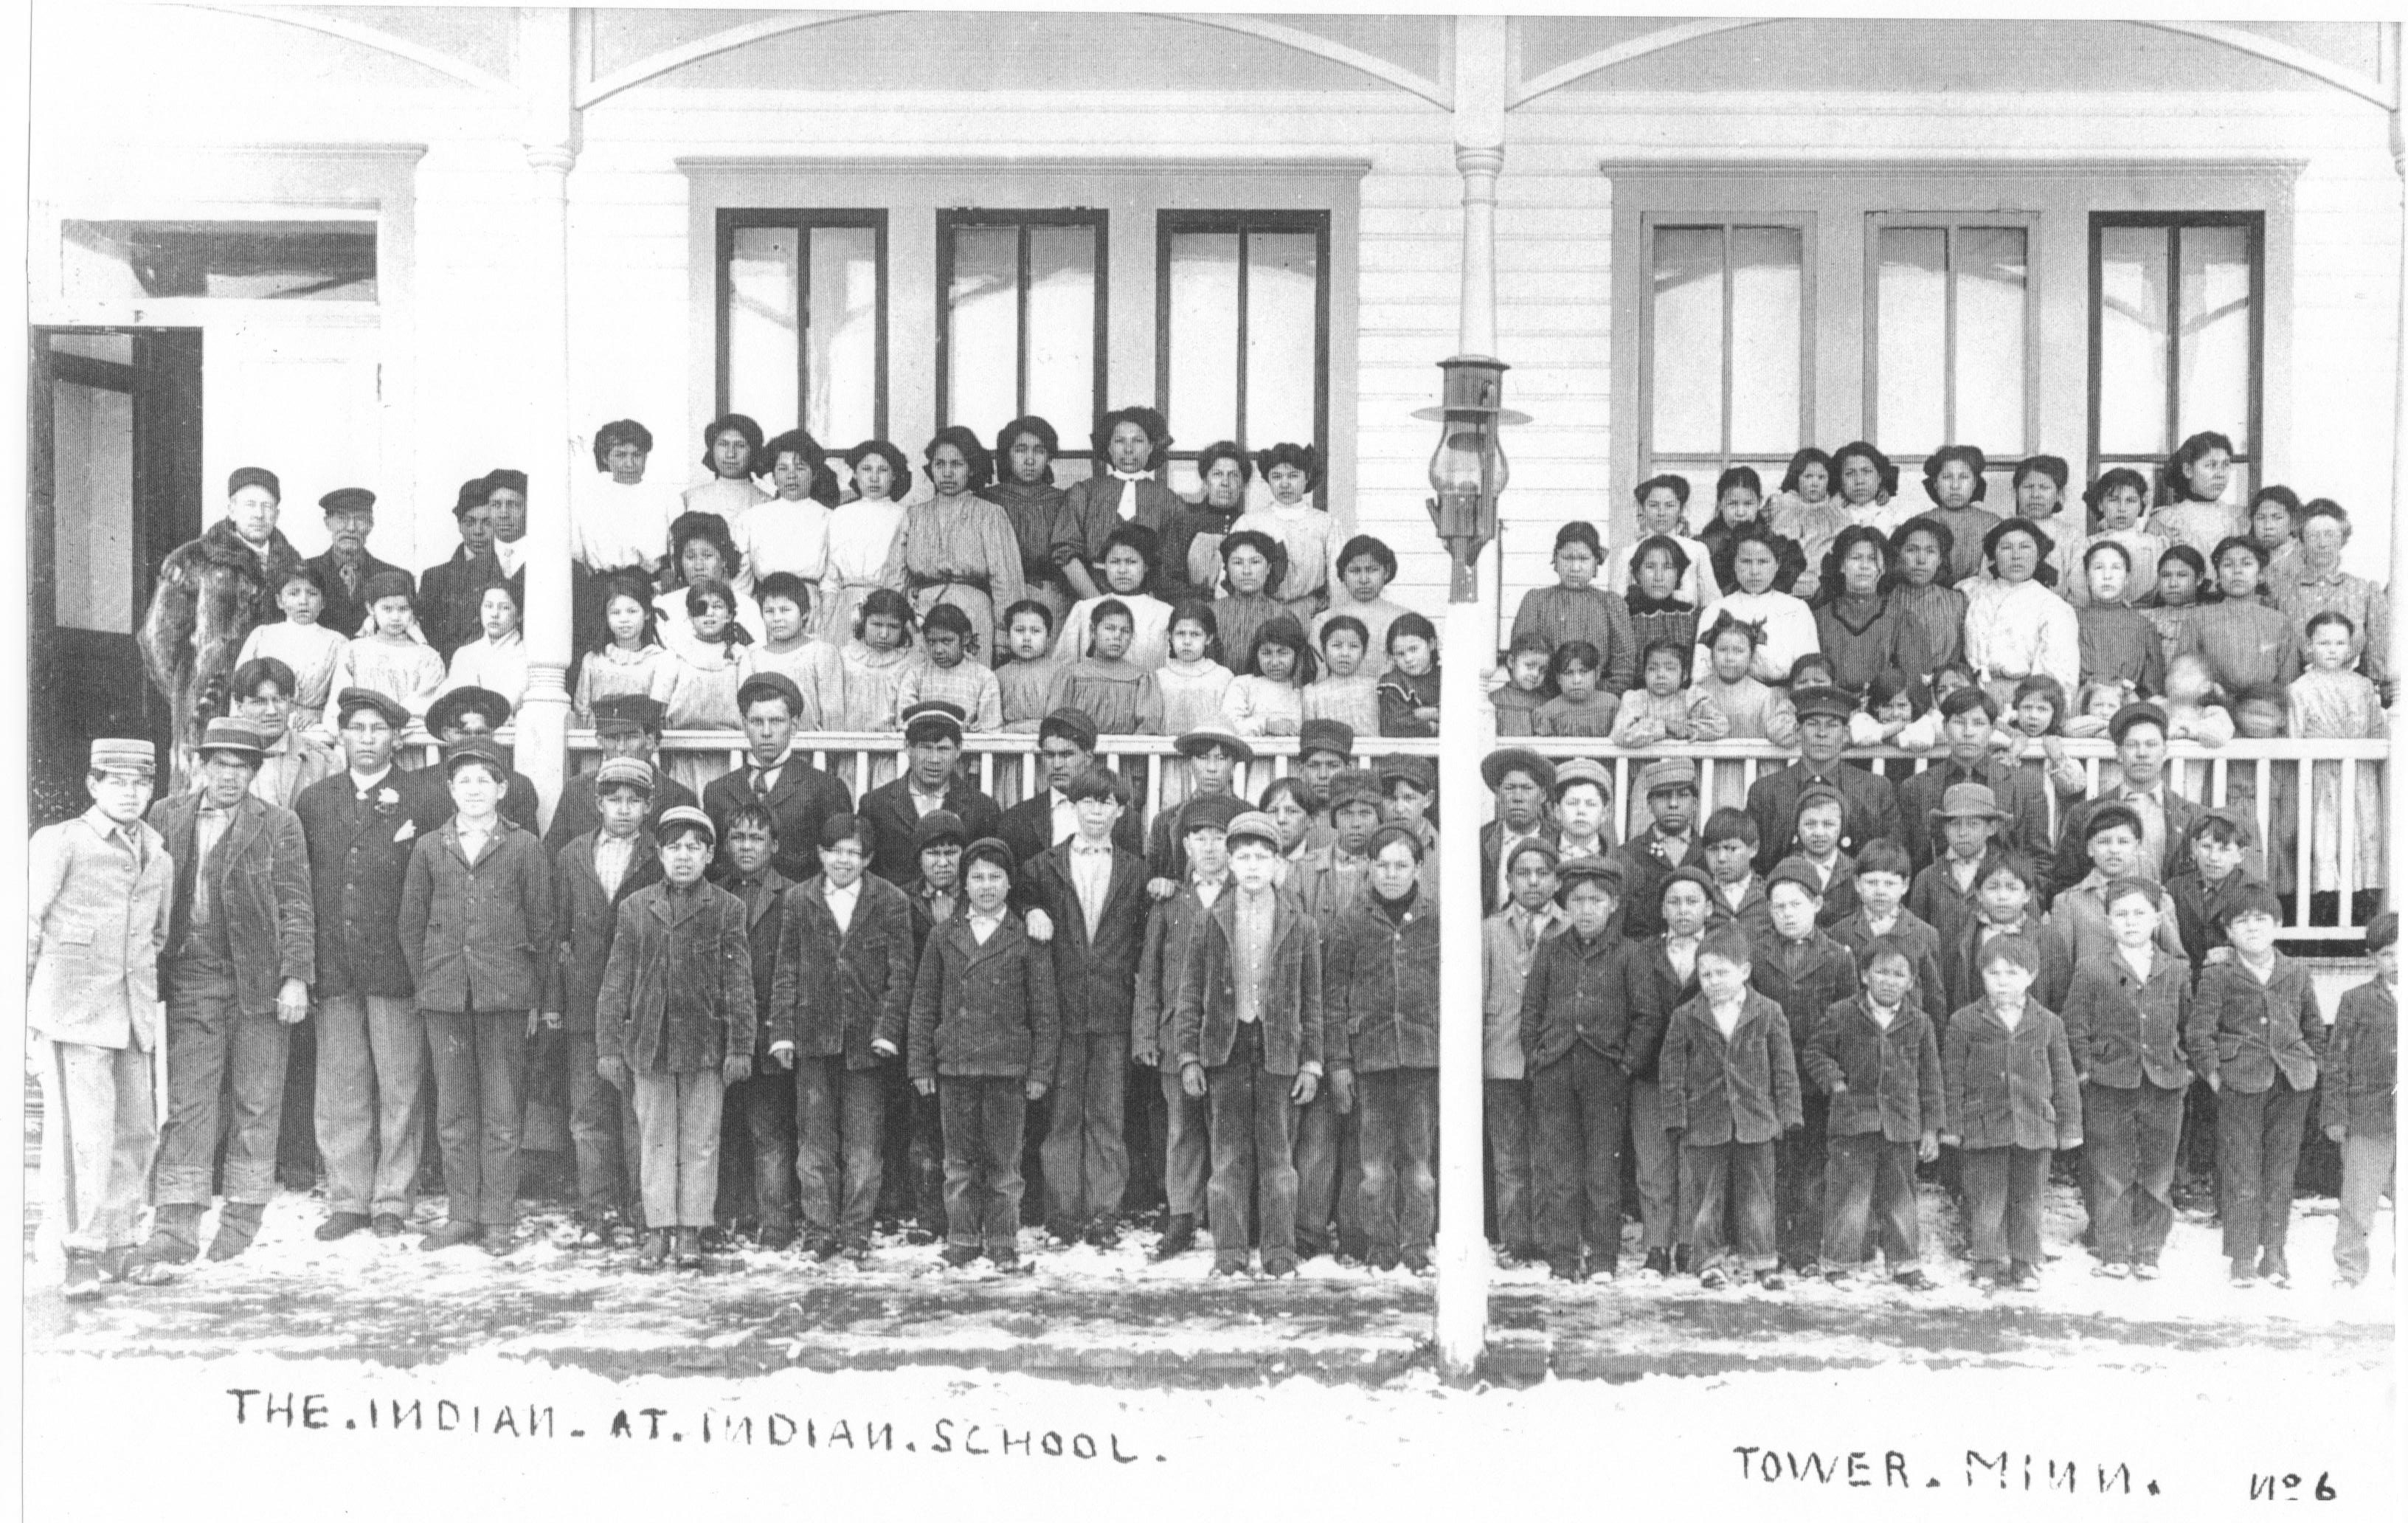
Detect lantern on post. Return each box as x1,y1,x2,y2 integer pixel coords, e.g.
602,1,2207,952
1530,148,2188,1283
1415,355,1526,604
1414,354,1526,1381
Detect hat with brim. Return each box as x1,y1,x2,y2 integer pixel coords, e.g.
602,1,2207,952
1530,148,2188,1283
1324,768,1386,818
594,756,655,794
657,804,717,843
425,685,511,738
902,700,966,747
2108,701,2170,747
1927,781,2008,826
1792,685,1855,725
1555,854,1625,895
1174,728,1255,764
1765,858,1829,898
1502,836,1560,875
1224,810,1284,852
1636,757,1700,797
88,737,156,776
195,719,267,762
590,693,667,737
1039,707,1100,753
334,687,409,730
319,486,376,517
1180,792,1246,834
1659,865,1717,905
1481,747,1556,793
961,835,1017,877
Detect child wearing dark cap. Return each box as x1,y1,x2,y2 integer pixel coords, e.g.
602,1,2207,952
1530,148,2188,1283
1134,790,1245,1260
1519,854,1656,1280
2323,911,2396,1289
1753,860,1861,1274
2187,885,2325,1288
1326,823,1445,1274
1941,933,2081,1292
909,838,1059,1268
1659,925,1802,1290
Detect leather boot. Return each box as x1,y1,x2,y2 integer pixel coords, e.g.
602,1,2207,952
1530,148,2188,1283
207,1201,266,1262
673,1227,703,1268
126,1203,204,1282
61,1251,104,1301
1151,1214,1198,1260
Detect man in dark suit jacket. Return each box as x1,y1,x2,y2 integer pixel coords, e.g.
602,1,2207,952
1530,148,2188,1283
418,474,513,660
404,686,541,834
133,720,314,1271
309,487,414,640
1018,765,1151,1246
857,702,1003,883
542,755,665,1245
544,694,698,853
1611,757,1706,942
2050,702,2208,905
1745,685,1906,875
1893,686,2053,877
1479,747,1560,916
699,672,854,885
293,688,427,1241
997,706,1142,866
1143,728,1253,885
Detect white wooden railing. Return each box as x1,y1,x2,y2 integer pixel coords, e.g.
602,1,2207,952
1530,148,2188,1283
505,731,2392,942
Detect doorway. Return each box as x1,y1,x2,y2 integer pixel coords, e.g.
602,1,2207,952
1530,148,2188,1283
27,327,204,823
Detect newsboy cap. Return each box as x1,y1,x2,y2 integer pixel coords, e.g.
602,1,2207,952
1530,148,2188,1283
318,486,376,517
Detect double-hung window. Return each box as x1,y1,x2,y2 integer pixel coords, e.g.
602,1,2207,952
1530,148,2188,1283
716,210,887,446
1866,214,2035,495
936,210,1106,471
1639,217,1811,497
1155,210,1329,499
2089,212,2263,497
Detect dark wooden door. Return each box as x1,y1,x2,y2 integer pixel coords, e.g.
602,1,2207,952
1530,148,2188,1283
27,328,204,823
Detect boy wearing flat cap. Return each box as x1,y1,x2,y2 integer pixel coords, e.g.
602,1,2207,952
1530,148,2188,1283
1481,837,1564,1265
1753,858,1861,1275
542,755,664,1247
1377,753,1442,898
1520,853,1662,1280
596,806,769,1271
1133,790,1246,1260
295,688,430,1242
29,740,174,1298
857,701,1002,884
1172,810,1325,1277
1613,758,1705,942
131,720,314,1274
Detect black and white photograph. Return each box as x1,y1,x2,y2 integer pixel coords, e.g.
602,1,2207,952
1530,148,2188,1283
10,4,2403,1516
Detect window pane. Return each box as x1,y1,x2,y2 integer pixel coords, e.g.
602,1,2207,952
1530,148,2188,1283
947,225,1020,441
1650,227,1723,456
1167,230,1240,446
2097,227,2169,457
806,226,878,446
1728,226,1801,455
61,219,376,301
2178,225,2252,452
1245,231,1318,446
1024,225,1097,444
727,226,799,429
1875,227,1947,455
1955,227,2027,453
51,379,136,634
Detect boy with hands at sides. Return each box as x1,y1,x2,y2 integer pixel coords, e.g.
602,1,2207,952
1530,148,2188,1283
1801,937,1944,1290
2322,912,2396,1289
1173,811,1325,1277
1941,935,2082,1292
1658,927,1804,1291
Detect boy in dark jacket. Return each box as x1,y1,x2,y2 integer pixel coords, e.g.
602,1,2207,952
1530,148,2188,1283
1701,808,1774,944
778,814,918,1260
542,756,662,1247
716,803,792,1247
2187,885,2326,1288
1752,860,1860,1274
1520,856,1658,1281
2165,808,2258,972
1941,933,2083,1291
1172,810,1325,1277
1824,838,1951,1025
395,738,554,1255
1326,823,1444,1274
909,838,1059,1268
888,810,966,1238
1802,936,1943,1288
1908,784,2009,956
1132,792,1245,1261
2323,912,2396,1288
1788,785,1861,928
595,807,768,1270
2058,877,2193,1279
1942,854,2072,1017
1626,866,1717,1277
1020,765,1149,1248
1659,925,1803,1290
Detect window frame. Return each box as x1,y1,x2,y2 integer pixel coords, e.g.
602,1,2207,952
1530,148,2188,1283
933,207,1110,463
712,208,890,441
2086,210,2265,485
1635,211,1819,490
1152,208,1332,502
1861,210,2041,463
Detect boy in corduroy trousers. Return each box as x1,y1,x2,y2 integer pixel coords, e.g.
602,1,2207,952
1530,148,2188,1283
910,837,1059,1268
1801,935,1942,1288
1659,925,1802,1290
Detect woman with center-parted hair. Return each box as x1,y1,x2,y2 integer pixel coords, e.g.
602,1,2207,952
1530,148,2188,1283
684,412,771,524
1231,441,1337,620
901,426,1026,668
818,439,913,644
735,428,838,598
987,415,1074,626
1164,439,1255,604
1049,404,1186,602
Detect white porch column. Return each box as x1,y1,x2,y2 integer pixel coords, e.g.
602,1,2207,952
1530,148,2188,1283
516,6,577,828
2390,34,2408,914
1434,14,1509,1384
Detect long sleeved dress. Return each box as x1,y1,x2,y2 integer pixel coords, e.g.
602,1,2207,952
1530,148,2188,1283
816,498,908,645
902,494,1027,667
